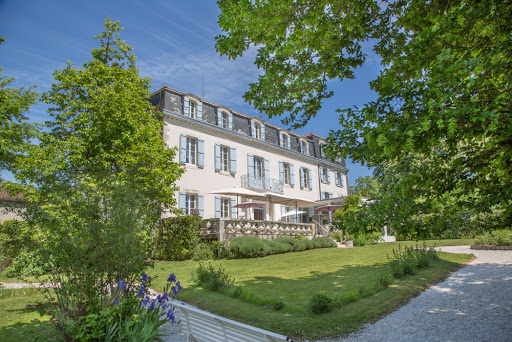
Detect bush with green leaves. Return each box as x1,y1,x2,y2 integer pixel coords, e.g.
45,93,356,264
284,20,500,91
388,244,439,279
475,231,512,246
308,292,332,314
193,262,236,291
229,236,270,258
156,215,202,260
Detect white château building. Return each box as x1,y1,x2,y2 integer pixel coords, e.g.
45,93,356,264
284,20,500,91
151,86,349,223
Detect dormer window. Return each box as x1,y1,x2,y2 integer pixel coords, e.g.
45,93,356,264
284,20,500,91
300,140,309,156
251,120,265,140
189,101,196,119
280,132,290,149
217,108,233,130
320,143,326,158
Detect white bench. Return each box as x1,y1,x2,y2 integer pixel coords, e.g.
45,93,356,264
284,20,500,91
171,301,294,342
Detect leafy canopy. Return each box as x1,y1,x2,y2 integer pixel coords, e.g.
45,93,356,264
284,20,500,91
216,0,512,232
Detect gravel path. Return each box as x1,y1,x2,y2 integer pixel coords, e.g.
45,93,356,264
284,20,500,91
320,246,512,342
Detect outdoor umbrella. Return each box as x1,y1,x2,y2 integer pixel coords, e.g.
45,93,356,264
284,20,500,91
233,201,265,220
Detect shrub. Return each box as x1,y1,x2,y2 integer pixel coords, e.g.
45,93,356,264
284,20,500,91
388,244,439,279
193,262,236,291
308,292,332,314
192,242,215,261
475,231,512,246
229,236,269,258
209,240,230,259
354,235,368,246
156,215,202,260
229,236,337,258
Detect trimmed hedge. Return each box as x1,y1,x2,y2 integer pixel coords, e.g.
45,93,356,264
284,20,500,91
229,236,336,258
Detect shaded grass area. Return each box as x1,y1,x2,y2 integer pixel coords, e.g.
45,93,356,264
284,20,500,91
0,288,60,342
149,240,473,340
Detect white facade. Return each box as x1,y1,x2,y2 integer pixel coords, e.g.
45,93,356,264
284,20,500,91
152,86,349,221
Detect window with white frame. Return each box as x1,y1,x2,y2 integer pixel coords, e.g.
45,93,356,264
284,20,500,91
186,137,197,165
283,162,291,185
254,123,261,140
335,171,344,187
281,132,289,149
301,167,311,189
221,198,230,218
320,167,328,183
189,101,196,119
320,143,326,158
254,156,264,178
185,194,197,215
322,192,331,200
300,140,309,155
221,112,229,129
220,145,229,172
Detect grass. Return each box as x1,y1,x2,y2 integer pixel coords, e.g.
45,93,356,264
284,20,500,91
147,239,474,340
0,288,60,342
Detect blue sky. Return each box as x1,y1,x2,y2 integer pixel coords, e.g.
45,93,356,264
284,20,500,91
0,0,378,183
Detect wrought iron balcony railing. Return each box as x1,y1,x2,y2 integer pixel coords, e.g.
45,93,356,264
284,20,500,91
240,174,283,193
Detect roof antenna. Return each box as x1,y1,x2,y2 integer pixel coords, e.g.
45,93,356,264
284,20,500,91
202,71,204,99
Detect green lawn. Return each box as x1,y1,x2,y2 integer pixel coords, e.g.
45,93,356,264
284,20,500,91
0,288,59,342
147,239,474,340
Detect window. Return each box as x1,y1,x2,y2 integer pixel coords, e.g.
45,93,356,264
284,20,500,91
335,171,344,187
254,123,261,140
300,140,309,155
186,137,196,165
320,143,326,158
220,146,229,172
280,132,289,149
300,167,312,190
322,192,332,200
189,101,196,119
221,198,230,218
185,194,197,215
283,162,290,185
320,166,330,184
254,156,264,178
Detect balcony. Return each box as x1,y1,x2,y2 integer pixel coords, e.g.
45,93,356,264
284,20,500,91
240,174,283,193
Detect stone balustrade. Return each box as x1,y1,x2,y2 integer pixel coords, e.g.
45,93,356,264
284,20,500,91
200,218,316,245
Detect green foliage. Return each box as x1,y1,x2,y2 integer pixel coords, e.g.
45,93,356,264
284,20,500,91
0,37,39,179
475,231,512,246
13,18,183,333
194,262,236,291
351,176,380,199
308,292,332,314
216,0,512,235
157,215,202,260
388,244,439,279
229,236,336,258
193,240,230,261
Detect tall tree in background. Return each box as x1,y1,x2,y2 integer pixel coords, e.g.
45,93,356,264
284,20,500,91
0,36,39,182
15,19,184,330
216,0,512,234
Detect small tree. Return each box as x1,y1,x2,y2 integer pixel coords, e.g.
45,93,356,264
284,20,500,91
15,19,184,332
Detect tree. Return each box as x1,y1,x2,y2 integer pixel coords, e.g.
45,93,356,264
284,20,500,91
351,175,380,199
15,19,184,332
216,0,512,232
0,36,39,181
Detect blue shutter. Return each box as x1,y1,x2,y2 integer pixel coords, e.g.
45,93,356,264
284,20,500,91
335,172,340,186
218,111,223,127
329,192,333,199
179,134,187,164
198,194,204,218
306,143,310,156
230,147,236,174
215,197,221,218
279,133,284,147
261,125,266,140
197,101,203,120
281,205,286,220
321,192,325,200
198,139,204,168
319,166,324,182
327,168,331,184
231,198,237,218
215,144,221,171
264,158,270,189
228,113,233,130
251,121,256,137
290,163,295,187
287,135,291,149
299,167,304,189
308,169,313,190
183,98,190,117
279,161,284,182
179,192,186,212
247,154,254,176
340,173,344,187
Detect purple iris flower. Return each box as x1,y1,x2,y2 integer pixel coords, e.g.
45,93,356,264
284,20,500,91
167,274,176,283
176,281,183,291
117,280,126,291
137,285,145,297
